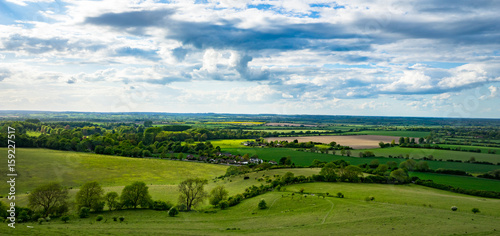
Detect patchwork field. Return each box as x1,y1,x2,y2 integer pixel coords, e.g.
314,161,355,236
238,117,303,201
264,135,405,149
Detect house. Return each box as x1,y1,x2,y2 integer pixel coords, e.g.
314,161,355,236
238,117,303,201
269,161,278,165
250,157,263,164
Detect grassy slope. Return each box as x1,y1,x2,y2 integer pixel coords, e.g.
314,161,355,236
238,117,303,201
0,148,228,194
4,183,500,235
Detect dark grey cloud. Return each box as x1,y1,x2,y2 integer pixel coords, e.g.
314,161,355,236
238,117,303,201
85,9,370,52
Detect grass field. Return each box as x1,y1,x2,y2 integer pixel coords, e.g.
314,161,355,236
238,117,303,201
0,148,228,194
349,146,500,164
408,172,500,191
4,183,500,235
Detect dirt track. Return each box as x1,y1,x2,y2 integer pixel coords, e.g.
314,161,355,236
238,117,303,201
264,135,401,149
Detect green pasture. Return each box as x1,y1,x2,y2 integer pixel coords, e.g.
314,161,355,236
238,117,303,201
0,148,228,194
436,144,500,154
4,183,500,236
350,146,500,164
409,172,500,191
224,147,499,173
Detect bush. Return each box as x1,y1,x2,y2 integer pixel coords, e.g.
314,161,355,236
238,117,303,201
79,207,90,218
218,200,229,210
96,215,104,221
472,208,480,214
336,192,344,198
38,218,44,225
258,200,267,210
168,207,179,217
61,216,70,223
45,216,51,222
119,216,125,222
451,206,457,211
152,200,173,211
177,203,187,212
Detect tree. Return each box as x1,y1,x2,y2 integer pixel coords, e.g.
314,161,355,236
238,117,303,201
341,165,362,182
105,192,119,211
120,181,152,209
28,182,69,217
76,181,104,211
386,161,397,169
279,156,292,165
399,159,417,171
390,169,408,183
258,199,267,209
472,208,480,214
209,185,229,206
178,178,208,211
416,161,430,172
320,162,337,182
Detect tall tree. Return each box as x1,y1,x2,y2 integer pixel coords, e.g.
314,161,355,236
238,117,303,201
28,182,69,217
121,181,152,209
320,162,337,182
76,181,104,211
178,178,208,211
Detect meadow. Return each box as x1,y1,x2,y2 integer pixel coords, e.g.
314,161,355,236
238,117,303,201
3,183,500,235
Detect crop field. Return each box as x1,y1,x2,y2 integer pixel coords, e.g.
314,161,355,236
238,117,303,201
343,130,430,138
4,183,500,236
264,135,406,149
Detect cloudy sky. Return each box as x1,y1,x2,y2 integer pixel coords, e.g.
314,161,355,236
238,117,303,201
1,0,499,118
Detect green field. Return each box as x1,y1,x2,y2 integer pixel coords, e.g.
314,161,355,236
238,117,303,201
224,147,500,173
350,146,500,164
409,172,500,191
4,183,500,235
0,148,228,194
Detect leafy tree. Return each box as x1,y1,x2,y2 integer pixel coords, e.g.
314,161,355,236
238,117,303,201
369,159,380,168
472,208,480,214
105,192,119,211
279,156,292,165
386,161,397,169
375,164,388,175
258,199,267,209
209,185,229,206
121,181,152,209
341,165,362,182
218,200,229,210
319,162,337,182
76,181,104,211
416,161,430,172
399,159,417,171
390,169,409,183
28,182,69,217
178,178,208,211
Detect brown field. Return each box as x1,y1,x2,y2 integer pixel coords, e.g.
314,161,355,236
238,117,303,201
264,135,401,149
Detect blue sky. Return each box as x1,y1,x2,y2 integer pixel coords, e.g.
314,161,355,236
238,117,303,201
0,0,499,118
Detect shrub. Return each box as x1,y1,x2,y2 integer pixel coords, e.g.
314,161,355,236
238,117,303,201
472,208,480,214
258,200,267,210
61,216,70,223
79,207,90,218
112,216,118,221
218,200,229,210
168,207,179,217
177,203,187,212
152,200,173,211
96,215,104,221
119,216,125,222
451,206,457,211
336,192,344,198
38,218,44,225
45,216,51,222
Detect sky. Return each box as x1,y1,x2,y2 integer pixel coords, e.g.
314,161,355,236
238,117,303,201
0,0,499,118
